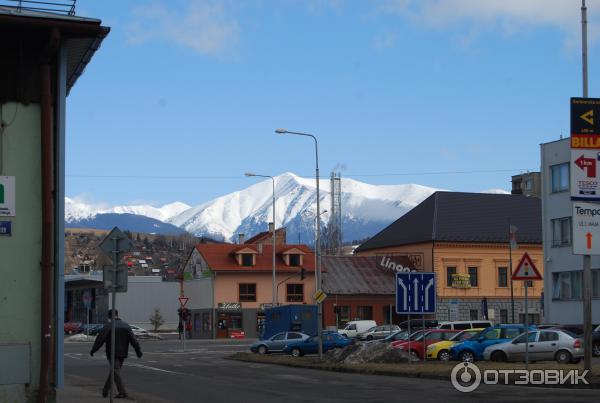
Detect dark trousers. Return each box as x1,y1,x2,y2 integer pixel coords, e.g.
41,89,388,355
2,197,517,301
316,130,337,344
103,357,126,396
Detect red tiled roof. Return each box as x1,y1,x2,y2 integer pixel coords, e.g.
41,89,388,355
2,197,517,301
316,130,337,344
195,243,317,273
244,228,286,244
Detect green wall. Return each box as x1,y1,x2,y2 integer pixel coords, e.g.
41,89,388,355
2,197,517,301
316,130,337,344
0,102,42,402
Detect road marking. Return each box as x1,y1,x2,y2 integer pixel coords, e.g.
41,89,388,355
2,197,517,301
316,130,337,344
125,362,184,375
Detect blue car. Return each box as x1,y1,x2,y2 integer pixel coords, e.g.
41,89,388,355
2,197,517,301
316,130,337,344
450,324,534,362
283,332,351,357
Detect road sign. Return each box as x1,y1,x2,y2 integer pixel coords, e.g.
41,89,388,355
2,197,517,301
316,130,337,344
179,297,189,307
570,149,600,200
99,227,133,258
571,98,600,148
395,272,436,314
102,264,128,292
0,221,11,236
512,253,542,281
0,176,15,216
572,202,600,255
313,289,327,304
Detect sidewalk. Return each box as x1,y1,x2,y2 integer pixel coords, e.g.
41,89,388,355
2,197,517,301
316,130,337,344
57,375,167,403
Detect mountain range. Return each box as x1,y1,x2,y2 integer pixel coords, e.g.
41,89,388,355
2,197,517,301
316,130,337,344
65,172,508,242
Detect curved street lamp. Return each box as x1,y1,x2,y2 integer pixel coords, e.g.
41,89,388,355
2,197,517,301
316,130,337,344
245,173,277,307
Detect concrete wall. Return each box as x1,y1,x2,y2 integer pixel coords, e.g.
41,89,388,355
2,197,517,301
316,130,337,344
0,103,42,402
114,277,213,330
541,138,600,324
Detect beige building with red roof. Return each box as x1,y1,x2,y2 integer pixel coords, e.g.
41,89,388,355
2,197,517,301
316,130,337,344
181,242,316,338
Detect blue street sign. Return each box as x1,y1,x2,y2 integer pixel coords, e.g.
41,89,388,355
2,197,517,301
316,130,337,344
396,272,436,314
0,221,11,236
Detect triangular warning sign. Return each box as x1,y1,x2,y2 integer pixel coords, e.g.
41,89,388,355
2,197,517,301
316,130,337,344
512,252,542,281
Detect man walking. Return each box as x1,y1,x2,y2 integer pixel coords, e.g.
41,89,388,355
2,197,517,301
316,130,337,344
90,309,143,399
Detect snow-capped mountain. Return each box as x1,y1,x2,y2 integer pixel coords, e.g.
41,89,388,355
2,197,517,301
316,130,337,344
167,172,440,243
65,198,190,223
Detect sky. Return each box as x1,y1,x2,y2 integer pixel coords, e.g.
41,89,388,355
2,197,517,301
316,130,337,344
66,0,600,207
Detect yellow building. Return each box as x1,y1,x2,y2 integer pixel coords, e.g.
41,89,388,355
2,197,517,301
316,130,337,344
355,191,543,324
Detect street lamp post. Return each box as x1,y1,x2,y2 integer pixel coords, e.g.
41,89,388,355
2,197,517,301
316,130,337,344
245,173,277,307
275,128,323,359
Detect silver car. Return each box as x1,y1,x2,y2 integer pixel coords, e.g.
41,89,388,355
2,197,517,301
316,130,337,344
483,329,583,364
357,325,401,341
251,331,310,354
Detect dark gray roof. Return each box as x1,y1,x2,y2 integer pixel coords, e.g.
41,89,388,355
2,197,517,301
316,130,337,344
322,256,396,295
355,192,541,252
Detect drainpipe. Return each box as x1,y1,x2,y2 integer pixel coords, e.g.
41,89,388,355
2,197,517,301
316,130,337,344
39,28,60,403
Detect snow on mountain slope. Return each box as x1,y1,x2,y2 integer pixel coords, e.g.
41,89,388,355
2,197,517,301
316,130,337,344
65,198,191,223
168,172,441,242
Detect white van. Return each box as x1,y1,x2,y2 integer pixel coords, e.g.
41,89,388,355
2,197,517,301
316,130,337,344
437,320,492,330
338,320,377,338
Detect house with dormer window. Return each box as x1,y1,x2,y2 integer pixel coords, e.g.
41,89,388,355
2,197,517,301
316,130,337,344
180,240,317,339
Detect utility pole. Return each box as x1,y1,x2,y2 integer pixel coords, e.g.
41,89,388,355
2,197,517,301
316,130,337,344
581,0,594,373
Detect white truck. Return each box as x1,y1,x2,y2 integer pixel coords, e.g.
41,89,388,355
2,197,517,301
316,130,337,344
338,320,377,338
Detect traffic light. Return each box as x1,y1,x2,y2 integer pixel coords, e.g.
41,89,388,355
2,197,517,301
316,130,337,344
300,268,306,280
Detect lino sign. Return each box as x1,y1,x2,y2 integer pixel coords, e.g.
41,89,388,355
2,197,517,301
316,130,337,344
0,176,15,216
377,255,417,273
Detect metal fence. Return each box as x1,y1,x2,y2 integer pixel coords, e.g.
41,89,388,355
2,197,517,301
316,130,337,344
0,0,76,16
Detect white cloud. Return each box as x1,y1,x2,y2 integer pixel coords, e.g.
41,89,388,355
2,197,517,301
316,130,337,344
379,0,600,46
126,1,239,56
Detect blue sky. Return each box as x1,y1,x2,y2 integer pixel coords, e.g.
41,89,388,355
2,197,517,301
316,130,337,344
67,0,600,206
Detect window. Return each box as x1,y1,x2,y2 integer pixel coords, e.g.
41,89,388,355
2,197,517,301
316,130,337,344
241,253,254,266
356,306,373,320
286,284,304,302
525,179,533,190
513,331,537,343
539,331,559,342
500,309,508,323
551,163,569,193
238,283,256,302
469,309,478,320
446,266,457,287
468,267,478,287
288,254,301,266
287,332,303,340
454,323,471,330
503,328,523,339
338,306,350,326
271,333,285,341
552,271,583,300
551,217,571,247
498,267,508,287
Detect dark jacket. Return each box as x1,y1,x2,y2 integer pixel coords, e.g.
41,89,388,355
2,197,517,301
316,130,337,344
90,319,142,359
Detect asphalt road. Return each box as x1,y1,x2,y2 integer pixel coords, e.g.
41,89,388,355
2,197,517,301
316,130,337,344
64,338,599,403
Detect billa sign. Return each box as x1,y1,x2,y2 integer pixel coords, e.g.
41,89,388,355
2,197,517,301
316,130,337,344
570,98,600,201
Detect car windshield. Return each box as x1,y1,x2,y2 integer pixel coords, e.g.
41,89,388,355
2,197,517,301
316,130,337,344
451,330,480,341
408,330,425,341
365,326,377,332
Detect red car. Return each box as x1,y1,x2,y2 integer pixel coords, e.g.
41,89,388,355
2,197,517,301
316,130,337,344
392,329,460,360
64,322,82,335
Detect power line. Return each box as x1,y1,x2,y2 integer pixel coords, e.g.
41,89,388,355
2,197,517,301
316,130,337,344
66,168,535,180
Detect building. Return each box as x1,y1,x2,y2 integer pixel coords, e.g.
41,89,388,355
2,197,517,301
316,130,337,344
0,4,108,401
242,223,287,246
321,255,419,329
511,172,541,197
181,242,317,338
354,191,544,324
540,138,600,324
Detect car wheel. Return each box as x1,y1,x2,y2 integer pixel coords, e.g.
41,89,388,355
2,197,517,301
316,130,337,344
491,351,507,362
291,348,302,358
555,349,572,364
593,343,600,357
437,350,450,361
459,351,475,363
366,335,373,341
409,350,420,361
257,345,268,355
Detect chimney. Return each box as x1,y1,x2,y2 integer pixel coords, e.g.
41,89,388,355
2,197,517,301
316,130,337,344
257,243,263,254
238,233,245,244
268,222,274,233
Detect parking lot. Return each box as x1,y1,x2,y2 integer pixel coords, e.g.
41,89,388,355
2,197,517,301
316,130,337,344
61,337,600,403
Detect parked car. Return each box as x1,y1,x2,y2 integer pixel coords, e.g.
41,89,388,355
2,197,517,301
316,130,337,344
398,319,438,331
593,324,600,357
426,328,484,361
357,324,401,341
64,322,83,335
80,323,104,336
537,324,583,335
392,329,460,360
338,320,376,338
283,332,352,357
437,321,492,330
379,329,412,343
449,324,533,362
250,331,310,354
483,329,583,364
130,325,150,338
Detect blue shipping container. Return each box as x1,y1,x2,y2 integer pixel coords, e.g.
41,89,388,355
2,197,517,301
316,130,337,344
261,304,318,340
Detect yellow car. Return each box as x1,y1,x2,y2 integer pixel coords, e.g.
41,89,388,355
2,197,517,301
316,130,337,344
426,328,484,361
